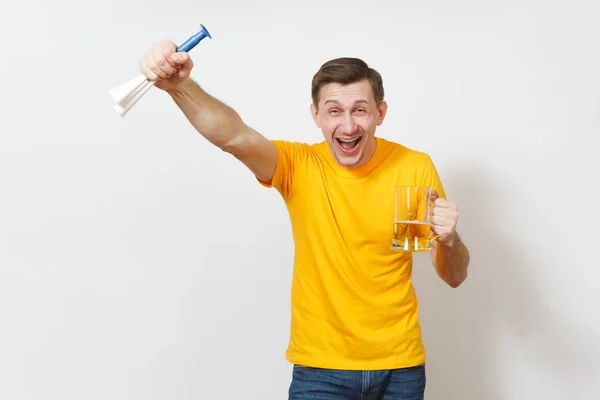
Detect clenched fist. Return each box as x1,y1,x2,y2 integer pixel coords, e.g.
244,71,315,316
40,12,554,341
139,40,194,91
430,189,459,243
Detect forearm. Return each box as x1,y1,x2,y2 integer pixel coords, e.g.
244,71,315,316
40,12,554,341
166,78,247,152
431,232,470,288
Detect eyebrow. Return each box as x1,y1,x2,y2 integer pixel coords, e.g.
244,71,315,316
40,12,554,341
324,99,369,106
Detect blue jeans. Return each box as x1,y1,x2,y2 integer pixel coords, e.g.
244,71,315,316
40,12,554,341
288,363,426,399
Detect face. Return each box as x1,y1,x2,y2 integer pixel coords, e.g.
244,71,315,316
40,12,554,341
311,79,387,168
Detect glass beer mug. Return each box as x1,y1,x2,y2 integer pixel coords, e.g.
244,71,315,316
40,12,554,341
391,186,438,252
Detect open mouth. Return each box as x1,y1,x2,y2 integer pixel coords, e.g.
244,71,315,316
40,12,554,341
335,137,362,153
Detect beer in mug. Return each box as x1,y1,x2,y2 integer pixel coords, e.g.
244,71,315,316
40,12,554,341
392,186,435,252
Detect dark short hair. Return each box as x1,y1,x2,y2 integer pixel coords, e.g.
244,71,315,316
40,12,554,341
311,57,384,106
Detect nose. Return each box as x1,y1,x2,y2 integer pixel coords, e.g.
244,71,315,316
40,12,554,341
340,112,358,135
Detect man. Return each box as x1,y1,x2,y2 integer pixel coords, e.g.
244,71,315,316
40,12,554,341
139,40,470,399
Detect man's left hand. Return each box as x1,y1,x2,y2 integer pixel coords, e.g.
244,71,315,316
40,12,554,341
430,189,459,243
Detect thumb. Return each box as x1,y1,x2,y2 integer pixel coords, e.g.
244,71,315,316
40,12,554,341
430,188,440,201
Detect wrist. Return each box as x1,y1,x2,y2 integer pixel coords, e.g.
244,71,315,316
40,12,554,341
165,78,194,97
438,231,459,247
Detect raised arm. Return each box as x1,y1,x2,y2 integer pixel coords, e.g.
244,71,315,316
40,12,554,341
139,40,278,183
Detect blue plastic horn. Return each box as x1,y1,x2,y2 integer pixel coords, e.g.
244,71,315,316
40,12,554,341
177,24,212,52
110,24,213,117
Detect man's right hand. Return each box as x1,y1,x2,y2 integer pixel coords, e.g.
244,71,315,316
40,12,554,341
139,40,278,184
139,40,193,91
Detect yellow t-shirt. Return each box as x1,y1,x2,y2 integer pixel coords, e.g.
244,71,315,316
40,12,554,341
257,136,446,370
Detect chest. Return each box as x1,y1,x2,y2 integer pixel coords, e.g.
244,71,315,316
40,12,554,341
290,167,409,251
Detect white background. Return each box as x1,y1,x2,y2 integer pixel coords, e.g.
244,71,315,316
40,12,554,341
1,0,599,399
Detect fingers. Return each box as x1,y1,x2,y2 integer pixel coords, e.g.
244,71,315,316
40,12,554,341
433,197,457,210
431,195,458,234
431,195,459,241
139,40,185,81
169,51,190,66
139,55,157,81
431,215,456,239
432,200,458,221
172,54,193,79
431,215,455,227
150,40,178,78
432,207,457,218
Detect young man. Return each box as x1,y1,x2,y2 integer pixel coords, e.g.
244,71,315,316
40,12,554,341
139,40,470,399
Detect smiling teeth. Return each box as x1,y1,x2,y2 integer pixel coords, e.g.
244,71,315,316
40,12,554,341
339,138,358,142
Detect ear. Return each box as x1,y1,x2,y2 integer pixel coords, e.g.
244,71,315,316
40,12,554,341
376,100,388,126
310,103,321,127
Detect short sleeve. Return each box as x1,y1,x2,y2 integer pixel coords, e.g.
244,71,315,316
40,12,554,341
256,140,305,199
420,155,446,199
